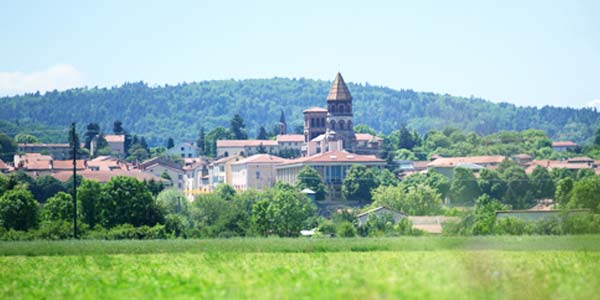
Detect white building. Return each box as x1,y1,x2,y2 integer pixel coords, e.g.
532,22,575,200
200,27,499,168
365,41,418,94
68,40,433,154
166,142,202,158
231,154,288,191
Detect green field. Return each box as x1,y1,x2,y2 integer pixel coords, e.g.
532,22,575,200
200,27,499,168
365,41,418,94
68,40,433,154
2,236,600,300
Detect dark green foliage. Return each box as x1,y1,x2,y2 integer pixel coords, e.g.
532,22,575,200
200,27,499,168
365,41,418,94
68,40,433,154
113,121,124,135
230,114,248,140
30,175,66,203
1,80,597,147
205,126,233,157
251,188,316,237
196,127,206,155
156,189,188,215
14,134,39,144
568,175,600,212
342,165,378,201
42,192,73,222
101,176,164,227
191,193,247,238
296,166,326,201
372,184,443,216
502,166,534,209
555,177,574,208
0,188,39,231
214,184,236,201
257,126,268,140
336,221,357,237
529,166,555,199
77,180,104,228
449,168,481,205
0,132,17,162
478,169,507,201
166,137,175,149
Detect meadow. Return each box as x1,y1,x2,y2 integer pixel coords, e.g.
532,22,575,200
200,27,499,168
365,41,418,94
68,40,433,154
1,236,600,300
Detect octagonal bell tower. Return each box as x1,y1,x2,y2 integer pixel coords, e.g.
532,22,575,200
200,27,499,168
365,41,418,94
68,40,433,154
326,73,356,150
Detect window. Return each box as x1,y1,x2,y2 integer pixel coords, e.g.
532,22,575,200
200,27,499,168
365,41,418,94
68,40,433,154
256,171,261,179
181,147,185,151
188,153,192,158
181,154,185,158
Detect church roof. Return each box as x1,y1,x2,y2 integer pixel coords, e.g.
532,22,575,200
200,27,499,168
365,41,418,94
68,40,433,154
327,73,352,101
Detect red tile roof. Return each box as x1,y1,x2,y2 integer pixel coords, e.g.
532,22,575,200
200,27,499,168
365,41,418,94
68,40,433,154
232,154,289,165
18,143,70,148
216,140,278,147
327,73,352,101
0,159,8,170
552,141,577,147
104,134,125,143
428,156,506,168
51,160,86,170
567,157,594,163
279,150,384,166
51,170,164,183
276,134,304,143
355,133,384,142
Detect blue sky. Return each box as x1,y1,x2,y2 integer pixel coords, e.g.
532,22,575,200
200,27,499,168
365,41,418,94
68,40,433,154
0,0,598,108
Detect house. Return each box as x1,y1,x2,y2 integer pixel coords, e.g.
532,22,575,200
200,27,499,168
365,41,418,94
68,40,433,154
0,159,10,173
182,157,210,200
513,154,533,166
356,206,406,226
231,154,288,191
216,140,278,157
208,155,243,189
408,216,460,234
86,156,129,171
139,157,184,190
14,153,86,175
166,142,202,158
17,143,72,159
427,155,506,178
525,159,594,174
551,141,578,152
276,134,304,156
354,133,384,155
103,134,126,156
276,150,386,201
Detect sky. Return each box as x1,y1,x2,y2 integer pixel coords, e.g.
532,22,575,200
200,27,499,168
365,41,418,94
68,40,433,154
0,0,599,108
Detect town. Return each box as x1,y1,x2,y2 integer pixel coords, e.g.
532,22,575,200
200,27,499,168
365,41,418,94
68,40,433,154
2,73,599,237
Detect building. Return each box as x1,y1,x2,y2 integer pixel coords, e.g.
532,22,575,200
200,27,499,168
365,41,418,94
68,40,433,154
0,159,10,173
216,140,278,157
208,155,243,189
408,216,459,234
303,107,328,142
231,154,288,191
276,150,386,201
524,159,595,174
139,157,184,190
551,141,578,152
427,155,506,178
86,156,129,171
276,134,304,154
182,157,210,200
166,142,202,158
356,206,406,226
17,143,72,159
103,134,126,156
51,169,165,184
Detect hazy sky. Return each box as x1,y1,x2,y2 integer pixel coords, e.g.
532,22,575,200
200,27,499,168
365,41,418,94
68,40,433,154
1,0,598,108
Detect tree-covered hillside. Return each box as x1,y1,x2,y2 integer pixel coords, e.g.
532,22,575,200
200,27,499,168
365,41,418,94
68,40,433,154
0,78,598,145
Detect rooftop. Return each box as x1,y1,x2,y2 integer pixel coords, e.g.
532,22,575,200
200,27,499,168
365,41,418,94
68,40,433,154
279,150,385,166
355,133,384,142
276,134,304,143
303,107,328,113
232,154,289,165
552,141,578,147
427,155,506,168
217,139,278,147
327,73,352,101
104,134,125,143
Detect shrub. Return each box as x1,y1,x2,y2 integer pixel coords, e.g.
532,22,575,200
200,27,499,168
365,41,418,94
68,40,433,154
336,221,357,237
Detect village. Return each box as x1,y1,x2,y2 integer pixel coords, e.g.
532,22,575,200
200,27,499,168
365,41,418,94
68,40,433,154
3,73,598,234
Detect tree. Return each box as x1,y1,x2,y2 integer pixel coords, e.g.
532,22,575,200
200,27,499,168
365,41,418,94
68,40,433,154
568,175,600,213
84,123,100,149
206,126,233,157
397,126,416,150
215,184,236,201
230,114,248,140
157,189,188,215
166,137,175,149
196,127,206,155
77,180,104,227
191,193,246,237
354,124,376,135
555,177,574,208
471,194,506,235
296,166,326,201
372,184,442,215
0,188,39,230
113,121,124,134
502,166,534,209
101,176,164,227
595,128,600,146
30,175,66,203
478,168,507,200
529,166,555,199
257,126,268,140
342,165,378,201
14,134,39,144
375,168,399,187
257,142,267,153
449,167,481,205
43,192,73,222
0,132,17,162
251,188,316,237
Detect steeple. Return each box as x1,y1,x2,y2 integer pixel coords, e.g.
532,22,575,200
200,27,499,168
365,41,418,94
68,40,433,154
327,72,352,101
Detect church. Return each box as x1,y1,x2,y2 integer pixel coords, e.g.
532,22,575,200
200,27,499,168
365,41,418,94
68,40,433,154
301,72,383,157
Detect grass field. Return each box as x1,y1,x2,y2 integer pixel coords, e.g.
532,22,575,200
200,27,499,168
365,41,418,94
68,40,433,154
1,236,600,300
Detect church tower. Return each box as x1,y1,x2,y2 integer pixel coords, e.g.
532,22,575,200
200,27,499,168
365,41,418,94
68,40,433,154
326,72,356,150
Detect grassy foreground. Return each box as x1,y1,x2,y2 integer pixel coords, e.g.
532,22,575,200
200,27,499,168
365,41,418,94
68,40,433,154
1,236,600,300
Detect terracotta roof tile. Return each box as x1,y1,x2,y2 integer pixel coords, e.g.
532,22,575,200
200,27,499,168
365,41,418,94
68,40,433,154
552,141,577,147
279,150,385,166
276,134,304,143
104,134,125,143
427,156,506,168
216,140,278,147
232,154,289,165
355,133,383,142
327,73,352,101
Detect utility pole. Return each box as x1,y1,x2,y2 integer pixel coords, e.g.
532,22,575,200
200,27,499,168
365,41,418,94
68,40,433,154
71,123,78,239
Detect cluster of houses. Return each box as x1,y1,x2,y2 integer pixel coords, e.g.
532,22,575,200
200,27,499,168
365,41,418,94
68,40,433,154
1,73,598,233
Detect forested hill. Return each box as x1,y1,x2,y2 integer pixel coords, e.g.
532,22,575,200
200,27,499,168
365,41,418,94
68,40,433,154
0,78,598,145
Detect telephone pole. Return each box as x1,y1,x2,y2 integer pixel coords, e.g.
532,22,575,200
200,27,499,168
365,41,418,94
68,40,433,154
71,123,78,239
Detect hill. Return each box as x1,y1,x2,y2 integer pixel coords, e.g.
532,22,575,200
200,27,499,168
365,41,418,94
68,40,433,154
0,78,598,145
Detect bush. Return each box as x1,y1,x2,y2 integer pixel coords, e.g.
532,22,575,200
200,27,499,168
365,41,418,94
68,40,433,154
318,220,336,236
336,221,357,237
494,217,534,235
